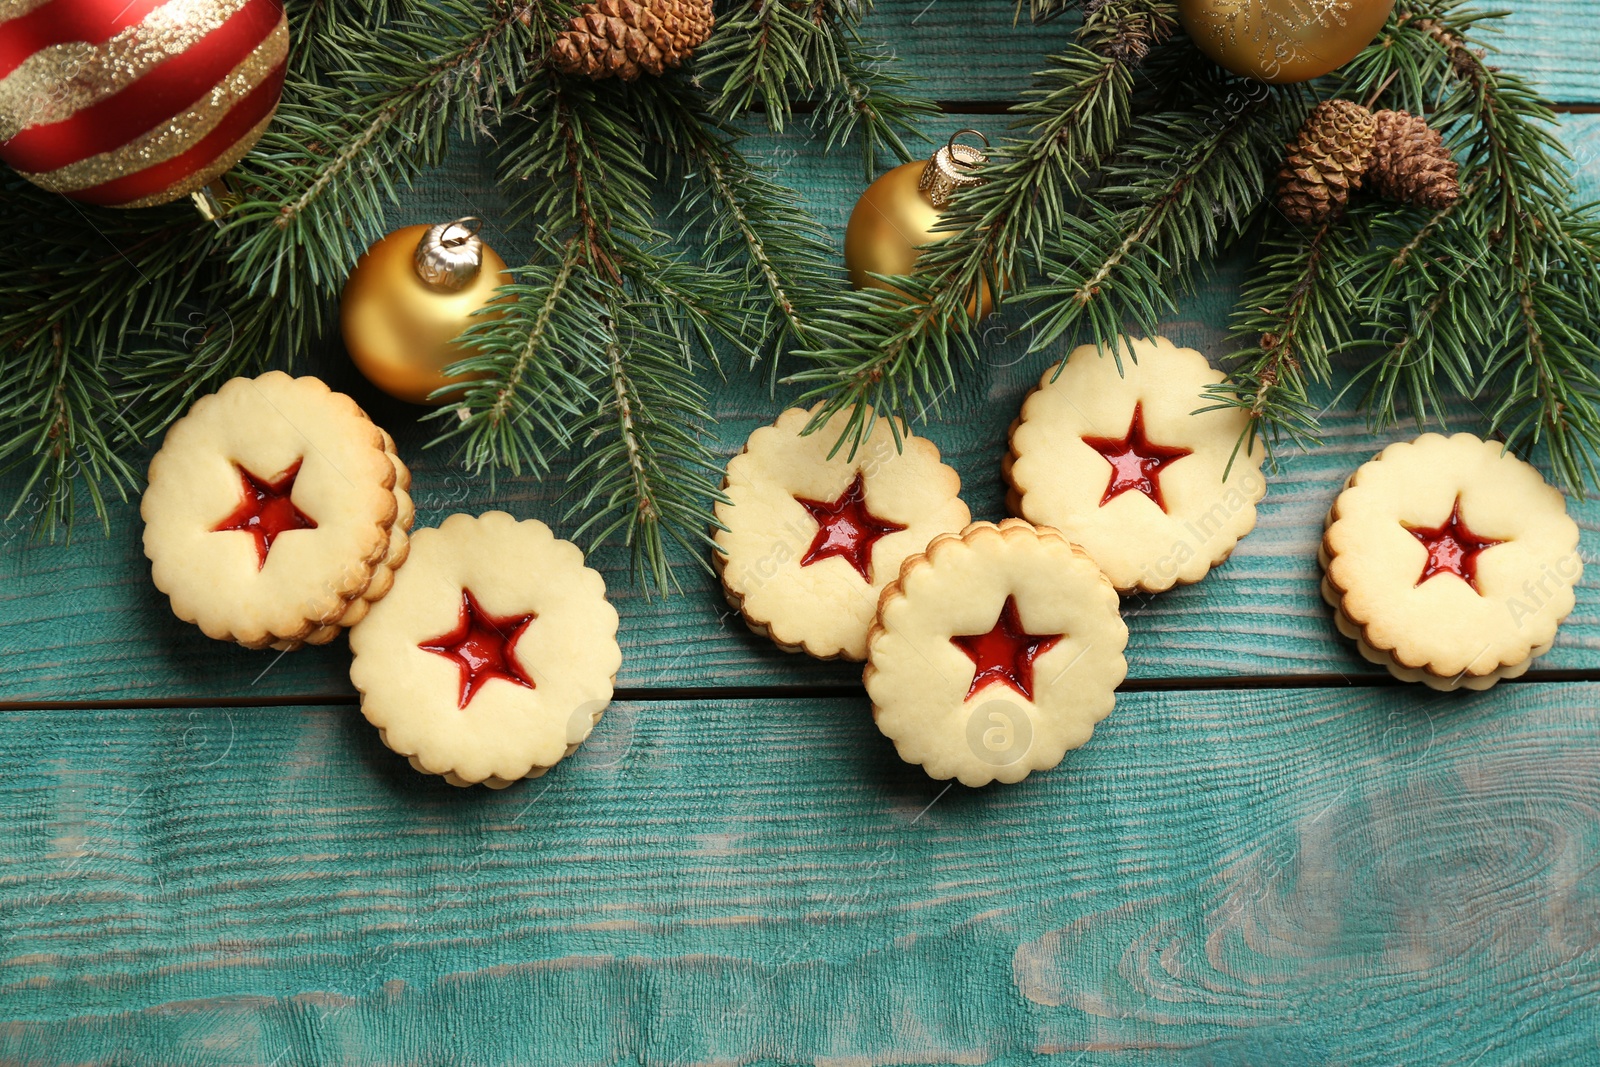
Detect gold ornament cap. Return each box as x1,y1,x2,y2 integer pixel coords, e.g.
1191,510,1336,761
414,217,487,292
918,129,989,209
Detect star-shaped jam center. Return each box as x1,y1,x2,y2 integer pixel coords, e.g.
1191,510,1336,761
419,590,538,709
1081,401,1194,513
794,473,907,583
949,595,1066,702
211,459,318,570
1402,496,1506,594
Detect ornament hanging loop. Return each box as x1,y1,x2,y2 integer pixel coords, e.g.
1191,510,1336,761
440,216,483,247
920,129,990,209
415,217,487,292
946,129,989,166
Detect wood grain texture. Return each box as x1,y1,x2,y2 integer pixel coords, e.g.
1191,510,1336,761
4,114,1600,701
1,687,1597,1064
1481,1,1600,103
865,0,1058,102
2,16,1599,1067
864,0,1600,104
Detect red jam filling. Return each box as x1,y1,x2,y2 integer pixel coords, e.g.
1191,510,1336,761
212,459,318,570
1403,496,1505,593
949,595,1066,702
1081,401,1194,512
419,590,538,709
794,473,907,583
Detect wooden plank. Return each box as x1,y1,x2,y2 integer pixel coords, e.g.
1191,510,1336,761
868,0,1600,106
858,0,1057,104
1483,1,1600,104
1,686,1597,1062
4,118,1600,702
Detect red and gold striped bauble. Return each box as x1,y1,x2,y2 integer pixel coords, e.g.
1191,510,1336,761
0,0,288,208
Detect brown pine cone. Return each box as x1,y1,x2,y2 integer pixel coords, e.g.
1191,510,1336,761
1276,99,1377,228
1367,109,1461,211
551,0,714,81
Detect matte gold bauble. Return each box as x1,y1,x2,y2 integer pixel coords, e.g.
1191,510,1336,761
1177,0,1394,84
844,130,996,317
340,219,510,405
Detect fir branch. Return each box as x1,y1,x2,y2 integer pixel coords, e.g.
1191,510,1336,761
811,37,938,180
431,78,738,590
1206,215,1369,458
791,279,968,455
128,284,329,435
565,286,728,591
698,0,934,177
501,75,664,267
0,183,220,527
1076,0,1177,65
931,45,1137,293
0,320,141,537
223,0,540,298
1026,88,1292,354
698,0,822,130
1023,0,1076,26
284,0,411,79
631,79,839,366
1349,191,1493,429
1363,2,1600,490
1411,10,1572,233
792,2,1171,449
1484,222,1600,491
430,245,599,478
1329,6,1457,114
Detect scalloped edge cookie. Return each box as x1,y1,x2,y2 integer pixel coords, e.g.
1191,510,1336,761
865,518,1129,787
348,511,622,788
1320,433,1581,689
713,403,970,661
1004,336,1266,594
142,372,403,650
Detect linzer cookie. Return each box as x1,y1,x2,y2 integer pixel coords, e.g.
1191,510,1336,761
348,511,621,788
141,372,411,650
1004,336,1266,593
1322,433,1581,690
714,403,970,661
865,519,1128,787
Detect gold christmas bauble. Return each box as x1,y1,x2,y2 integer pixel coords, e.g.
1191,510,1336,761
844,131,996,318
340,219,510,405
1177,0,1394,84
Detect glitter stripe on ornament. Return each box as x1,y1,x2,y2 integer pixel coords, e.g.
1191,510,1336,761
16,20,285,196
0,0,59,22
82,101,276,207
0,0,281,173
0,0,171,78
17,22,288,189
0,0,254,141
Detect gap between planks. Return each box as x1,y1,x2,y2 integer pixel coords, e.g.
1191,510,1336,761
7,668,1600,712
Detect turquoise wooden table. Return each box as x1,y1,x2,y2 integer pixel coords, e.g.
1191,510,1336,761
6,6,1600,1065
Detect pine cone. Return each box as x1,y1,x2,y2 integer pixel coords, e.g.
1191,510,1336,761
551,0,713,81
1367,109,1460,211
1276,99,1377,228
